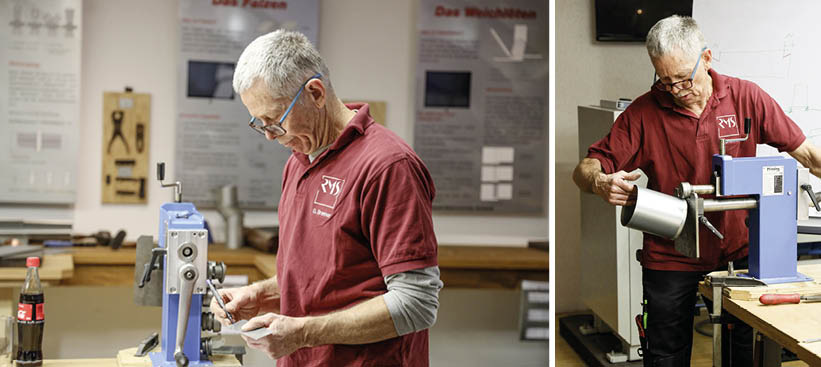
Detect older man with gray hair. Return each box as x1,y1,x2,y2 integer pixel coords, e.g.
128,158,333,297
574,15,821,366
209,29,443,366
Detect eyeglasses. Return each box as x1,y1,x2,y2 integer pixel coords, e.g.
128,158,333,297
248,73,323,137
652,47,707,92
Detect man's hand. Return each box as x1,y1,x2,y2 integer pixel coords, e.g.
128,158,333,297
241,313,308,360
574,158,641,206
209,280,280,326
592,170,641,206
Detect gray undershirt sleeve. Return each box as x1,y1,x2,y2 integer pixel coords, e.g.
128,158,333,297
382,266,444,336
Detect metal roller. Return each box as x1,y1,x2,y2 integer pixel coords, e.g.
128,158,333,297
621,186,688,240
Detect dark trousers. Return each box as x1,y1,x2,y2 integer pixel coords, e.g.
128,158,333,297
642,265,753,367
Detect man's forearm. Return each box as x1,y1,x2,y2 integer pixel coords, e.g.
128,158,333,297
790,140,821,178
302,295,398,347
573,158,604,194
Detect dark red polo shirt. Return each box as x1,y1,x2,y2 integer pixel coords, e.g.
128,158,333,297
587,69,805,272
276,103,438,366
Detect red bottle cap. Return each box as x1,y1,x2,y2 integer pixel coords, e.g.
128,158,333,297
26,257,40,268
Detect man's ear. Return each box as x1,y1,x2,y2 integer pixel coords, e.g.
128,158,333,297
306,79,326,108
702,49,713,70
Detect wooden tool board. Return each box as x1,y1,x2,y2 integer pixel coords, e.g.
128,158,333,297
101,91,151,204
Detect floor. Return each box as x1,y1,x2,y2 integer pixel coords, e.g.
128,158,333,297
556,313,809,367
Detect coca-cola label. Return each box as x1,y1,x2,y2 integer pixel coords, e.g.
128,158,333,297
17,303,32,321
17,303,44,322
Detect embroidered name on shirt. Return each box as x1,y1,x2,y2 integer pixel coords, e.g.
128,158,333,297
716,114,740,138
314,175,345,209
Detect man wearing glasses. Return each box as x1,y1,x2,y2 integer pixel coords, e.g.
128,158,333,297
210,30,442,366
573,15,821,366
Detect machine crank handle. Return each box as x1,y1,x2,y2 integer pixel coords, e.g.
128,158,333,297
138,248,167,288
700,215,724,240
157,162,183,203
801,184,821,212
174,263,199,367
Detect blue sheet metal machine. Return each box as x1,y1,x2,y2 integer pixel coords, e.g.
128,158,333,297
139,162,228,367
711,153,810,283
621,118,816,284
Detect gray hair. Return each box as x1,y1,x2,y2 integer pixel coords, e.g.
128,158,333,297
646,15,706,61
233,30,332,99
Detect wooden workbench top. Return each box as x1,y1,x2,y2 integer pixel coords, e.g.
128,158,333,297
0,254,73,283
699,263,821,366
54,244,547,289
33,347,241,366
67,244,549,270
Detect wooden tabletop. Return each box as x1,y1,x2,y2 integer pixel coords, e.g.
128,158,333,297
33,347,241,366
699,263,821,366
21,243,547,289
0,254,73,282
67,243,549,269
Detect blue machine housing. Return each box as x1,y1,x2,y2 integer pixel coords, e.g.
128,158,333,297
714,154,811,284
150,202,212,367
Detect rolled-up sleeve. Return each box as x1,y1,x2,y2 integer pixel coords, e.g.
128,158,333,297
586,112,643,174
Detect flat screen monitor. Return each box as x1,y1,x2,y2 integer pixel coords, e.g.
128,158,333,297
595,0,693,42
187,60,236,100
424,71,471,108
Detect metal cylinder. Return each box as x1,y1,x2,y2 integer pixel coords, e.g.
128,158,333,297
216,185,244,250
219,184,238,207
621,186,688,240
702,198,757,212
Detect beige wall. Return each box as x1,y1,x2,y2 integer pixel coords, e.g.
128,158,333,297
554,0,654,312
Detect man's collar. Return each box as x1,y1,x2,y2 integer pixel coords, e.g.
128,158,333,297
292,103,374,166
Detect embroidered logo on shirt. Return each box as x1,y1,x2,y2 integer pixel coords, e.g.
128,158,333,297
716,114,740,138
314,175,345,209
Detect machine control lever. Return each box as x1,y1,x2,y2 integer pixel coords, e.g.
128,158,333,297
174,263,199,367
700,215,724,240
801,184,821,211
139,248,167,288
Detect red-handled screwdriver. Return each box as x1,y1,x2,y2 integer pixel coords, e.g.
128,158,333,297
759,293,821,305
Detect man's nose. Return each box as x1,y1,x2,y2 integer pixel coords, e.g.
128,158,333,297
265,130,280,140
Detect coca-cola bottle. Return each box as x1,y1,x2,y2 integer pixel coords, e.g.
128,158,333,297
16,257,44,366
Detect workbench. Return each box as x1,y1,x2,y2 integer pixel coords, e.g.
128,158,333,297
699,262,821,366
56,244,548,289
0,244,547,315
0,244,546,362
24,348,241,366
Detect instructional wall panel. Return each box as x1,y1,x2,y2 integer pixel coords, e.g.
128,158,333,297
414,0,548,213
175,0,319,209
0,0,81,204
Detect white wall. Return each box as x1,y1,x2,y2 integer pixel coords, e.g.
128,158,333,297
68,0,548,246
554,0,653,312
24,0,548,365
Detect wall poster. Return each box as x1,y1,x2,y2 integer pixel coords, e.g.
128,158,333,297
415,0,548,213
176,0,319,209
0,0,82,204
